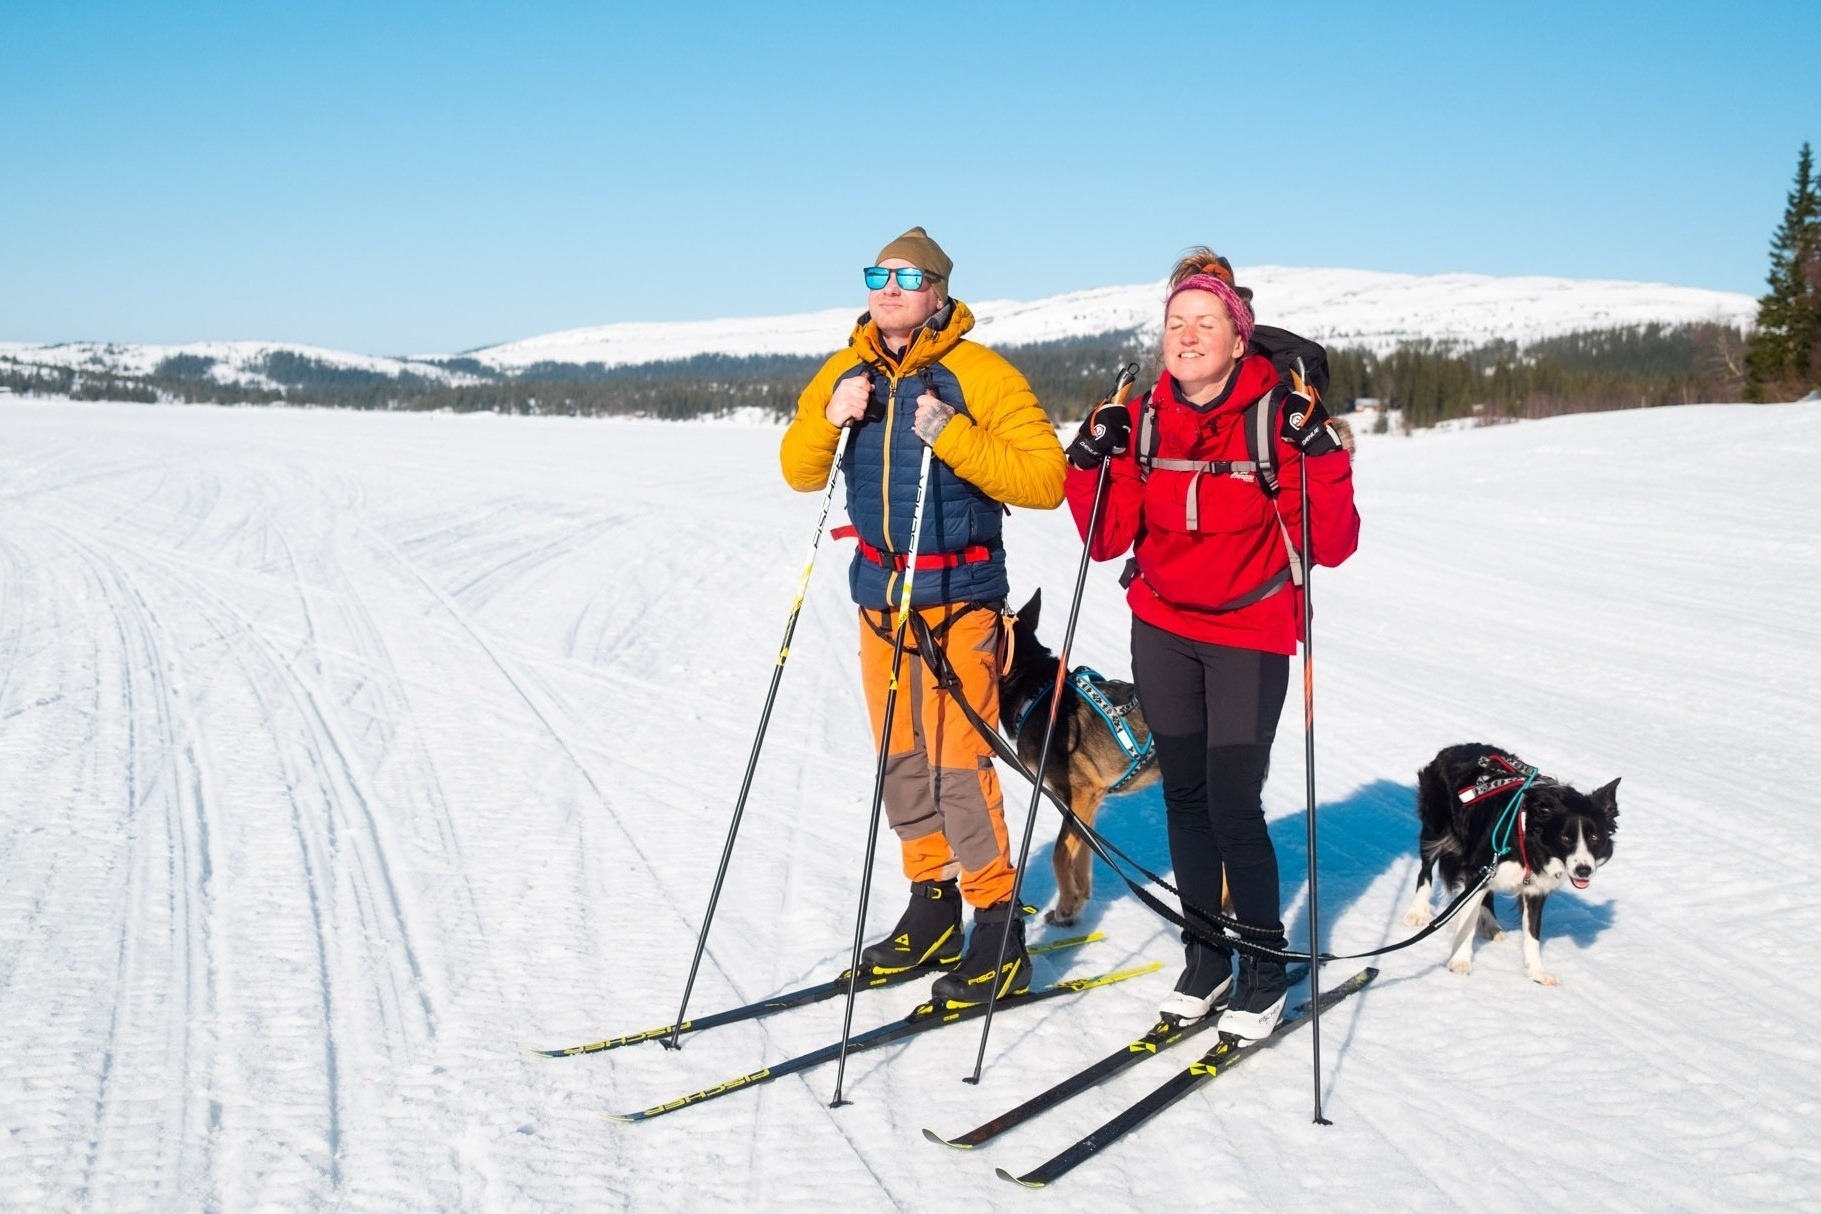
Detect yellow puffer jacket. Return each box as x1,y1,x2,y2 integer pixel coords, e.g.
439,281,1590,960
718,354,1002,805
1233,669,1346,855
780,300,1066,608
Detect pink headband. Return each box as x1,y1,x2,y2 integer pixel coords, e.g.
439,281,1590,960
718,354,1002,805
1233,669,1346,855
1168,273,1255,348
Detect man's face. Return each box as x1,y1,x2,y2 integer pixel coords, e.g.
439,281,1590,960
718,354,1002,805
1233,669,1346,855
868,256,944,336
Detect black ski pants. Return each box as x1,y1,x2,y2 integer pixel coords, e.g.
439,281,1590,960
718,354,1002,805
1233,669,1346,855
1130,616,1289,953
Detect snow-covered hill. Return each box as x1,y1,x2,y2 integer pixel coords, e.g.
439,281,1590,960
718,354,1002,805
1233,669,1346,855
470,267,1757,370
1,267,1756,389
0,395,1814,1211
0,338,469,390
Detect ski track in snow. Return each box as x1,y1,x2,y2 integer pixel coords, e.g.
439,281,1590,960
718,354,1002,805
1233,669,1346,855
0,397,1817,1212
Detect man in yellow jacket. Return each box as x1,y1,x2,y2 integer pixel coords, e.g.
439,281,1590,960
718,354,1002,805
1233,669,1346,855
780,227,1066,1007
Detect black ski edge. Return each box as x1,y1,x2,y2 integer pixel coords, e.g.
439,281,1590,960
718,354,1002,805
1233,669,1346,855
530,929,1104,1058
1002,967,1378,1188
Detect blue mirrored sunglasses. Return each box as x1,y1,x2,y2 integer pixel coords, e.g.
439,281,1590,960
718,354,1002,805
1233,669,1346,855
864,266,940,291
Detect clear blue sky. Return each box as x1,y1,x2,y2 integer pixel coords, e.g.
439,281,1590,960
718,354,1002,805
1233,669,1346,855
3,1,1816,354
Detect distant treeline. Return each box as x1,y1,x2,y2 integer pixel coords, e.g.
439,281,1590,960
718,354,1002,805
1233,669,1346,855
1,322,1751,427
1327,322,1750,428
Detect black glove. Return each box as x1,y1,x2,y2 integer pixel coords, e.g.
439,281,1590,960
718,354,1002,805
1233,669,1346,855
1066,401,1131,469
1282,390,1342,457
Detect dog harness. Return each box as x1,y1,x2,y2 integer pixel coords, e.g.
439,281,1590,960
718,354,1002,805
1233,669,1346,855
1011,667,1156,794
1462,751,1543,876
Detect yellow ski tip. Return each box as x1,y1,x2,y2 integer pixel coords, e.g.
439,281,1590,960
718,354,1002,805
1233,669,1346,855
1028,928,1103,955
996,1167,1045,1188
921,1127,971,1150
1062,960,1162,991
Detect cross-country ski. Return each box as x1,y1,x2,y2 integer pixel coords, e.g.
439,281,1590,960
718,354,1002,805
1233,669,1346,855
527,930,1103,1057
606,962,1160,1122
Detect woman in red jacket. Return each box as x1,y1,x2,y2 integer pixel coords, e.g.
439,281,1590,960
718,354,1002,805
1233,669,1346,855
1064,250,1359,1041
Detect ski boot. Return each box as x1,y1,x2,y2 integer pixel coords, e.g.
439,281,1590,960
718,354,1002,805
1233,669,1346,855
1157,938,1233,1025
859,879,963,976
1217,953,1289,1044
930,900,1030,1008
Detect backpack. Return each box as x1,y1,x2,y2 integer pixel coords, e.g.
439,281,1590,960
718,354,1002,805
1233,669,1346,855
1121,325,1330,612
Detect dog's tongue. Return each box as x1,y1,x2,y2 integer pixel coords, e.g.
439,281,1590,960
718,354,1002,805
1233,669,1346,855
1571,875,1591,890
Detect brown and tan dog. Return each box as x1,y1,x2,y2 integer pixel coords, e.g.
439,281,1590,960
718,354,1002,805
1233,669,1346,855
996,590,1173,926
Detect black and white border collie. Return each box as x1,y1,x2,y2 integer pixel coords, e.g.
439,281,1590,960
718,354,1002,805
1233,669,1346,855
1401,743,1619,986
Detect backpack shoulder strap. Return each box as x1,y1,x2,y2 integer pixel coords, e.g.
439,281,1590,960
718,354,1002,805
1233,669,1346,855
1135,389,1158,479
1244,385,1283,499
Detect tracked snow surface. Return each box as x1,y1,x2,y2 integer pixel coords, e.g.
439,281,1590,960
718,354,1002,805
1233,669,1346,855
0,395,1815,1212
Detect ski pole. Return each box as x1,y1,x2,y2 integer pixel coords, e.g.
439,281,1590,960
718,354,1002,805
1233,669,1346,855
830,430,937,1108
664,424,854,1050
1296,374,1330,1126
964,363,1139,1086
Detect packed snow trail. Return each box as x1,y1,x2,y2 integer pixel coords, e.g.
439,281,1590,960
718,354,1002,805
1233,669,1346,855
0,397,1816,1211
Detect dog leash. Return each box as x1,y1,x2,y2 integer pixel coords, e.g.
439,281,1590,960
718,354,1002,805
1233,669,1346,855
905,611,1497,966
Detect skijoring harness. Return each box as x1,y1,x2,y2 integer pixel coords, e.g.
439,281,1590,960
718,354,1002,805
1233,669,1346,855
1461,749,1545,878
830,525,993,572
1010,667,1155,794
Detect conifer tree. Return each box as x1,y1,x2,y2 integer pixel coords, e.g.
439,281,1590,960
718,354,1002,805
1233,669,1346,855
1745,142,1821,401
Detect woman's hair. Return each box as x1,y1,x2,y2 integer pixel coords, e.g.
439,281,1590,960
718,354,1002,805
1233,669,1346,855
1168,247,1256,312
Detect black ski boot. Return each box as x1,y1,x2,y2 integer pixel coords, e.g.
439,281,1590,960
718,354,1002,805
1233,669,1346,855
930,899,1031,1008
859,879,963,976
1217,953,1288,1043
1157,937,1233,1025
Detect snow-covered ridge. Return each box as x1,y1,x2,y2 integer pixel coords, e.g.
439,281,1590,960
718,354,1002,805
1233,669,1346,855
1,267,1756,387
0,338,475,391
469,266,1756,368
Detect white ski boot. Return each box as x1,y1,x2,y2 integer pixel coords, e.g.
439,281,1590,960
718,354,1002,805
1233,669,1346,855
1216,955,1288,1044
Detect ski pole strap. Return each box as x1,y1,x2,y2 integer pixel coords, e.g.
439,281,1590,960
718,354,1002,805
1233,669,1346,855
906,609,1501,966
831,525,992,572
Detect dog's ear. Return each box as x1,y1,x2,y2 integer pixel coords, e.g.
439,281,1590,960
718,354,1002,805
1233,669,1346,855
1590,777,1620,823
1018,589,1041,631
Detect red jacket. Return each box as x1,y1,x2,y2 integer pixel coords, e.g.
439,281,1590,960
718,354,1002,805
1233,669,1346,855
1065,356,1360,656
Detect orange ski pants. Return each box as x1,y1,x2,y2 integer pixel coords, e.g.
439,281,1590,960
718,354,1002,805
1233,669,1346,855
858,603,1015,909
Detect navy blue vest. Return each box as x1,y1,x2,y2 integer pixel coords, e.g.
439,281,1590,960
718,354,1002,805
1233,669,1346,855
837,360,1008,610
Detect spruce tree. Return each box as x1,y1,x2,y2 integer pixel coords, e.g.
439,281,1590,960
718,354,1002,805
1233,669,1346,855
1745,142,1821,401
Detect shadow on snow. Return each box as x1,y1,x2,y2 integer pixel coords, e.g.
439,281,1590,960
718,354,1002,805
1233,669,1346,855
1021,777,1616,960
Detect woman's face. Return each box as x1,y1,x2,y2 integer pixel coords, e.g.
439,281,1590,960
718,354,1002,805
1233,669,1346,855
1162,290,1246,397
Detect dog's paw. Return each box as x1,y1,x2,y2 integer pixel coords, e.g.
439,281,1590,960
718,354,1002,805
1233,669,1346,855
1480,925,1507,942
1044,906,1080,927
1527,969,1560,987
1447,957,1473,975
1402,906,1434,929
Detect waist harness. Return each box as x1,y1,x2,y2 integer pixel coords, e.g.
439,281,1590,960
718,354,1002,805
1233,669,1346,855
832,524,992,572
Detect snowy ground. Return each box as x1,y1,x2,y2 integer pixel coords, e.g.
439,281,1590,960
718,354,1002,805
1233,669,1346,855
0,396,1816,1212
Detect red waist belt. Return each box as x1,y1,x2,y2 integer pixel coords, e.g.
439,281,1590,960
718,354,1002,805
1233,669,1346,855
831,525,992,571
